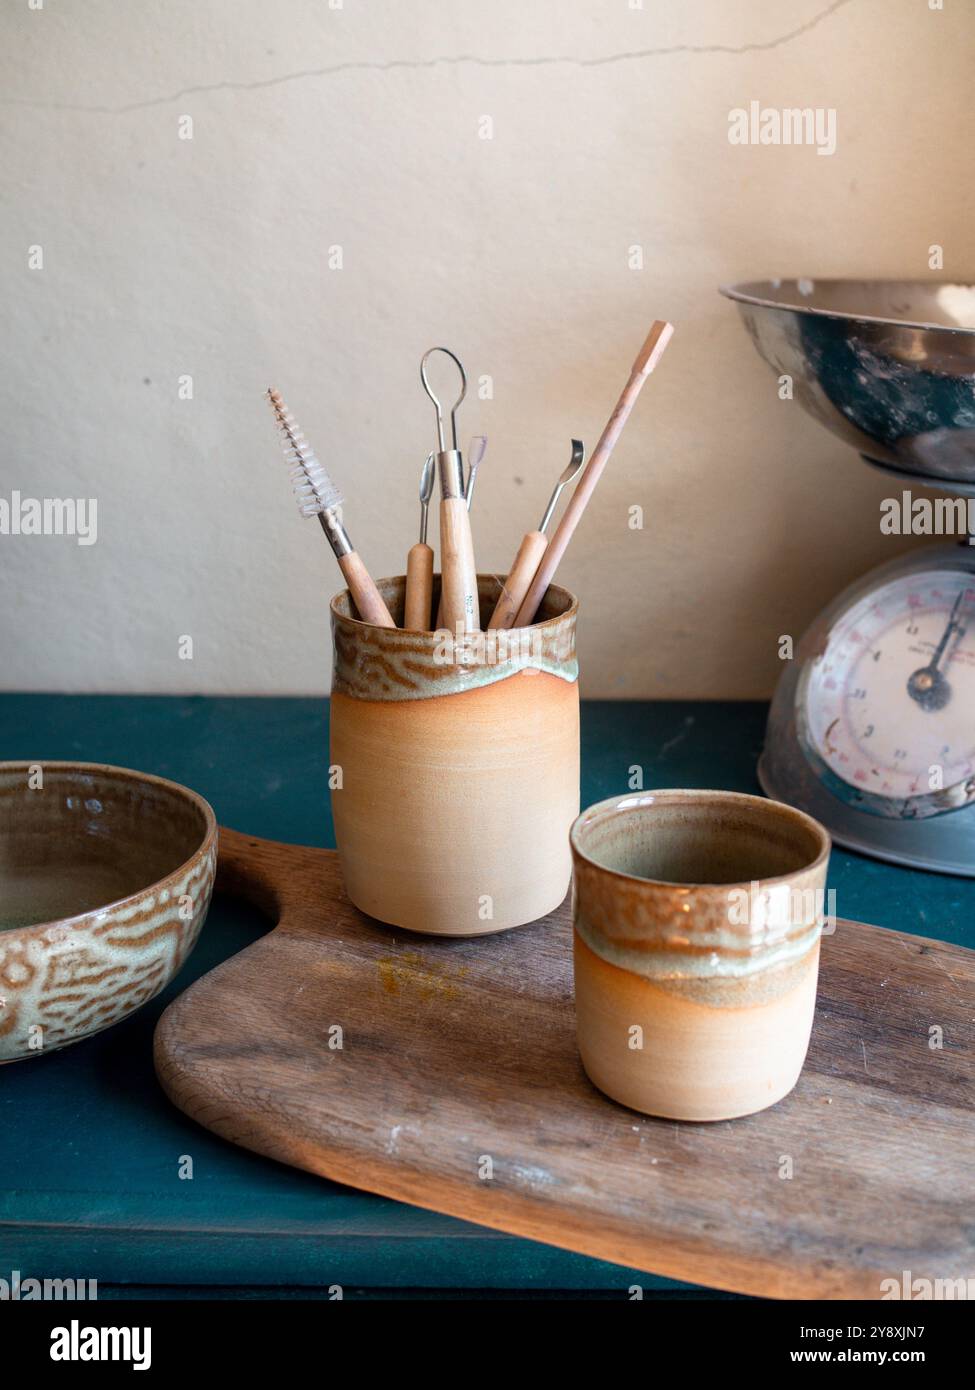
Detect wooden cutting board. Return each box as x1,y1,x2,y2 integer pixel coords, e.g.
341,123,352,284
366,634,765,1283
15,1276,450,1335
154,827,975,1299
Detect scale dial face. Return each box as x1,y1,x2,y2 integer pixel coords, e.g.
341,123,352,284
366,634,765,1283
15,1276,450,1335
799,568,975,818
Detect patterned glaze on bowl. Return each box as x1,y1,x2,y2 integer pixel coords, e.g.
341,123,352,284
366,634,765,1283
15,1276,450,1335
0,762,217,1062
330,575,579,935
571,790,831,1121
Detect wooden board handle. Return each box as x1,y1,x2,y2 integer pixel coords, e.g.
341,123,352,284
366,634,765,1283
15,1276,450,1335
439,496,480,632
404,542,434,631
214,827,341,926
488,531,548,629
338,551,395,628
214,827,293,922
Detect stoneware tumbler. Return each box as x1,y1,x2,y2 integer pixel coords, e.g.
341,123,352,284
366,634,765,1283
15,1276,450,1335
571,790,831,1121
330,575,579,935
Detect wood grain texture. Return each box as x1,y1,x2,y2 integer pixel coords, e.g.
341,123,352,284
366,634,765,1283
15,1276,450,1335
488,530,549,630
154,827,975,1300
404,542,434,632
438,496,479,632
336,552,395,628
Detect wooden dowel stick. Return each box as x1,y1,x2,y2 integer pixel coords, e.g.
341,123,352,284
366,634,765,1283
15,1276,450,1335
512,320,674,628
404,541,434,631
488,530,548,630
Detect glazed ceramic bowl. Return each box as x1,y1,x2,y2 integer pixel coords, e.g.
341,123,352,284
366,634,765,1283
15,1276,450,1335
330,574,580,935
571,790,831,1121
0,762,217,1062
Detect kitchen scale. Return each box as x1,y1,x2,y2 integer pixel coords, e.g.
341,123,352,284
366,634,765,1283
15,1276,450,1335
720,279,975,876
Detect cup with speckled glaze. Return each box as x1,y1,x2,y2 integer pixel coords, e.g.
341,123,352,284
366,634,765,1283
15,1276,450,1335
571,790,831,1120
330,575,580,935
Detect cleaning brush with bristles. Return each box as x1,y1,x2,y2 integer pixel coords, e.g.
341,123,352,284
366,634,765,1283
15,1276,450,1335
267,387,395,628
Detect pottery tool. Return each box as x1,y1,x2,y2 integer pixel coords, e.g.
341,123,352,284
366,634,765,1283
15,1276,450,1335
488,440,585,630
465,435,488,509
421,348,480,633
267,388,395,629
512,320,675,628
404,453,435,631
431,435,489,629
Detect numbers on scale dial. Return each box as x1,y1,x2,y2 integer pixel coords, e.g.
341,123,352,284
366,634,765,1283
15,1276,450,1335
804,574,975,803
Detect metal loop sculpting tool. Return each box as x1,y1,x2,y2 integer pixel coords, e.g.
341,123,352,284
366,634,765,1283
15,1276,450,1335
420,347,467,457
421,348,479,633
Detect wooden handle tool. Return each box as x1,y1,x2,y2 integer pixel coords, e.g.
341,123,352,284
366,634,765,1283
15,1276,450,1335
512,321,674,628
489,440,584,630
434,435,487,629
336,550,395,627
405,544,434,631
267,386,394,629
420,347,480,633
439,491,479,632
404,453,435,630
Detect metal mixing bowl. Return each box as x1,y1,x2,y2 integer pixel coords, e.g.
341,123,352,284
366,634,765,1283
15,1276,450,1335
720,280,975,491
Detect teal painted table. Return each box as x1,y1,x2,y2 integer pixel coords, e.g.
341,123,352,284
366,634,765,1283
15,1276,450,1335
1,696,971,1297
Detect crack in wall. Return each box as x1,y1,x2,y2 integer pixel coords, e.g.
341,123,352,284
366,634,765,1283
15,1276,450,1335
1,0,855,116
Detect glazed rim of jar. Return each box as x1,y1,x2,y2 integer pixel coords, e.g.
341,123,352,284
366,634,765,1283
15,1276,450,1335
570,788,831,894
0,760,218,940
330,576,579,632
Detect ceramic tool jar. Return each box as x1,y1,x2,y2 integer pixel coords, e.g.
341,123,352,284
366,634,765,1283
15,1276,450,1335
329,575,580,935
